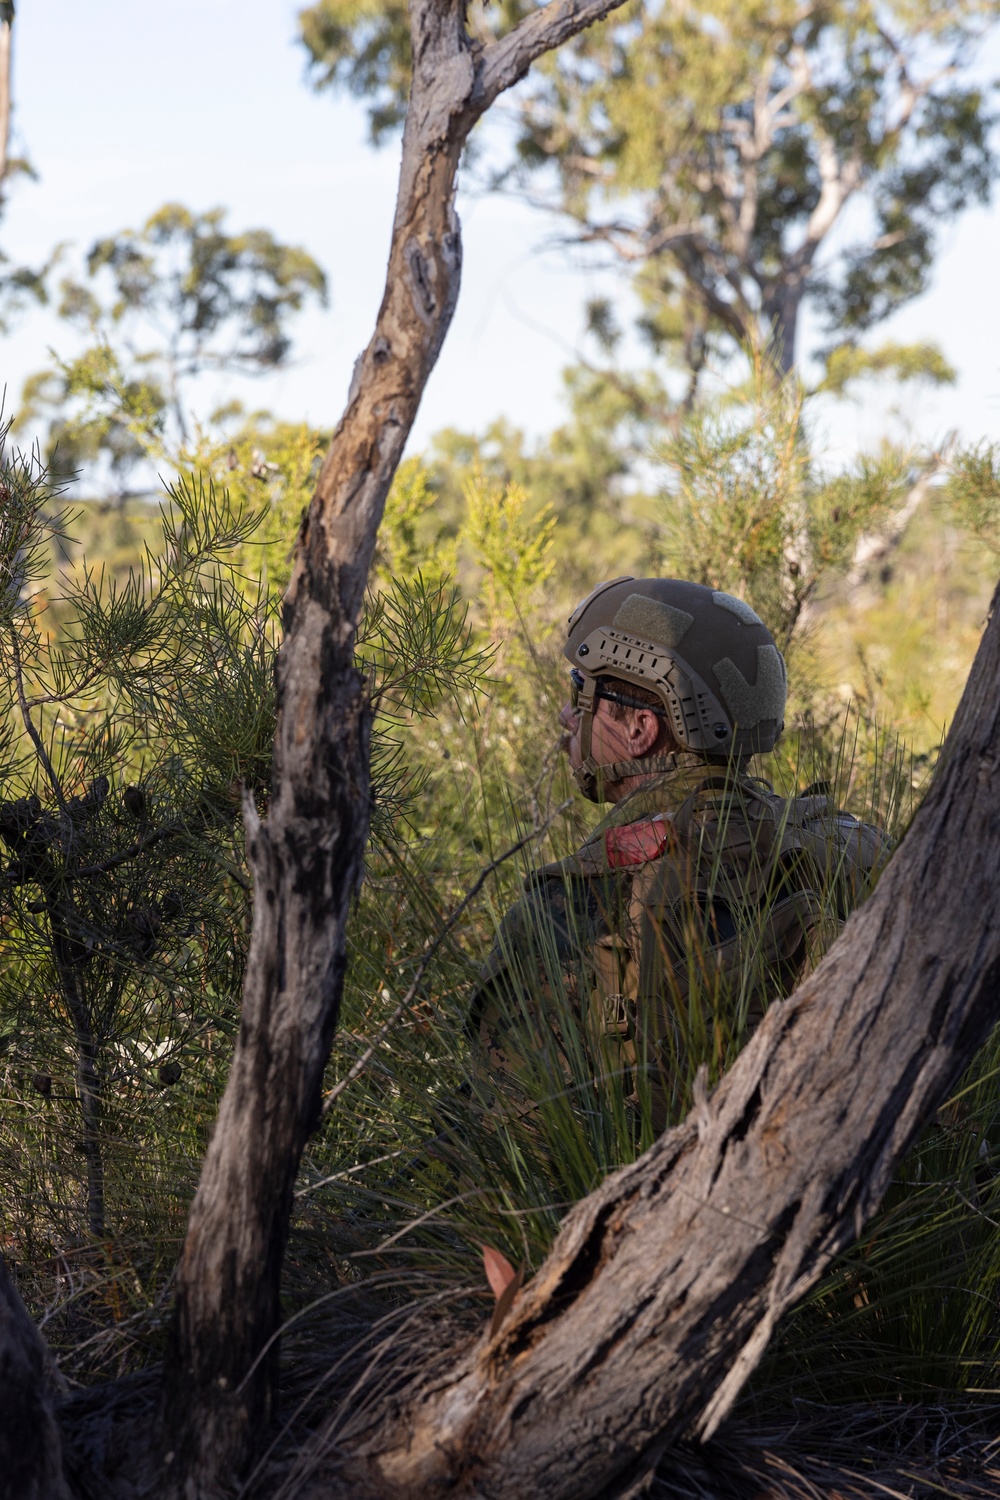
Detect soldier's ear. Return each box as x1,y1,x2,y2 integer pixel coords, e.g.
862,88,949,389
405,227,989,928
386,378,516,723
629,709,662,757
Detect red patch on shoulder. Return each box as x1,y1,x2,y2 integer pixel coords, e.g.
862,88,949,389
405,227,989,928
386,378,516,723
605,815,671,869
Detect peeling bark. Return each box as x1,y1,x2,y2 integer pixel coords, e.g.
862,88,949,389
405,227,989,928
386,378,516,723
349,582,1000,1500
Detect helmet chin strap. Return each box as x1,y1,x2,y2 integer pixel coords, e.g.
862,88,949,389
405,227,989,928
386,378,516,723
574,680,698,802
572,751,695,803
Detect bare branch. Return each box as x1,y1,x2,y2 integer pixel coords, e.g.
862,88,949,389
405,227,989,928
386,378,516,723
10,631,65,809
475,0,630,117
845,435,957,595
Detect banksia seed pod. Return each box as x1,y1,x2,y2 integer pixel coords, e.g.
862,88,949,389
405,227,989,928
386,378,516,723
160,890,184,922
123,785,147,820
129,906,162,959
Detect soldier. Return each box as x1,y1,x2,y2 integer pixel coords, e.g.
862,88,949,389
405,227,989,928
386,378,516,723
471,577,887,1132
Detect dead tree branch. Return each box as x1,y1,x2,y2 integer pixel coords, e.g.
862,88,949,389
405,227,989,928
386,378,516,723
158,0,632,1490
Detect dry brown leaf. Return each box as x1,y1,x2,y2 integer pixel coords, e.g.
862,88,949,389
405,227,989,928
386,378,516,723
482,1244,517,1301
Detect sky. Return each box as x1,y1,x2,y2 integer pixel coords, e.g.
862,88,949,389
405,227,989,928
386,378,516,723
2,0,999,470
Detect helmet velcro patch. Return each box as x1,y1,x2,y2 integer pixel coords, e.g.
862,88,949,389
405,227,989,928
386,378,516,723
714,644,787,727
612,594,694,649
605,815,672,869
712,591,763,626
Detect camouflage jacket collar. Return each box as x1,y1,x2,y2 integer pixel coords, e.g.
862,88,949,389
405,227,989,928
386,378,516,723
529,756,752,884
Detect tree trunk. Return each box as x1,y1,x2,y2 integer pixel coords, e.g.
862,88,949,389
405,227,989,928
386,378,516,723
160,0,632,1491
46,893,106,1240
75,1033,105,1241
0,1255,72,1500
347,580,1000,1500
762,280,802,377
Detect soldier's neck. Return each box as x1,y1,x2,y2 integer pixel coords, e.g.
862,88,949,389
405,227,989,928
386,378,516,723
600,751,711,804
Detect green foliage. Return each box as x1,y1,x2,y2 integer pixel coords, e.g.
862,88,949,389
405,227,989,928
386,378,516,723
0,252,48,335
947,442,1000,555
0,417,493,1267
19,203,328,493
463,469,556,631
0,439,277,1244
752,1037,1000,1404
358,572,493,844
300,0,416,143
422,382,660,596
372,455,456,585
811,495,998,757
4,357,1000,1410
815,340,958,399
651,358,913,648
20,344,168,496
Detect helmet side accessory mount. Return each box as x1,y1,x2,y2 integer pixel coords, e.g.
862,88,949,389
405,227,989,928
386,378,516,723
573,625,733,755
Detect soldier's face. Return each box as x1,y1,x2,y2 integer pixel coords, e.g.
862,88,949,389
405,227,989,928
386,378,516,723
559,697,635,774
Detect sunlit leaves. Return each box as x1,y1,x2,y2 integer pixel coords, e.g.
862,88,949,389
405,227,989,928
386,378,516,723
946,442,1000,555
815,339,957,399
299,0,1000,391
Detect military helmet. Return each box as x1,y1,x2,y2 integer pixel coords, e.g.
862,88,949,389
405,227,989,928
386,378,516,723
564,577,786,797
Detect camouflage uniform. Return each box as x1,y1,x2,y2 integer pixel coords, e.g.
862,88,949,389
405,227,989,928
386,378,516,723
471,580,888,1131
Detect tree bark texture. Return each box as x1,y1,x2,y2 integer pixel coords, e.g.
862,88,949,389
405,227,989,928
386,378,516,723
351,582,1000,1500
160,0,630,1491
0,1255,71,1500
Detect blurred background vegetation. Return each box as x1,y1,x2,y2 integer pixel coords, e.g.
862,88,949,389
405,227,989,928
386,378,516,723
2,0,1000,1454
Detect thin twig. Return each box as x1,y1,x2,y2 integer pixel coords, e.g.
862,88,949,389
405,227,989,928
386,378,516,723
73,821,185,878
321,801,572,1118
10,628,65,807
294,1144,411,1199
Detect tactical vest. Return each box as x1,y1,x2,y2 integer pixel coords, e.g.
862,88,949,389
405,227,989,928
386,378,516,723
472,762,888,1131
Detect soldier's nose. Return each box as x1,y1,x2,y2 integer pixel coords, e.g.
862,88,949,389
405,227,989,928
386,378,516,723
559,701,579,731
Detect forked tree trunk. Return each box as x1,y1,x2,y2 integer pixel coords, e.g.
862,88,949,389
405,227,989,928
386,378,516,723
346,580,1000,1500
159,0,632,1491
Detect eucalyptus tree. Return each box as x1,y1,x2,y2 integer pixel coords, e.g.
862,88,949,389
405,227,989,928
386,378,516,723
19,203,327,494
302,0,999,399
